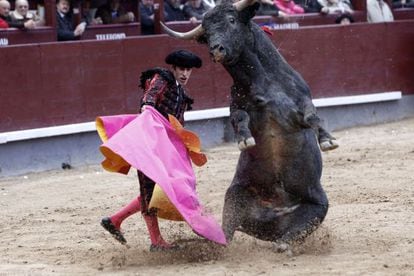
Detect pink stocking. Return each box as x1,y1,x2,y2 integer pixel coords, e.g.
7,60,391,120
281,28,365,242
110,196,141,229
143,214,172,247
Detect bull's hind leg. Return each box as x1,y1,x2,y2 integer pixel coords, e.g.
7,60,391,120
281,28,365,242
240,183,328,243
222,184,254,242
278,185,328,243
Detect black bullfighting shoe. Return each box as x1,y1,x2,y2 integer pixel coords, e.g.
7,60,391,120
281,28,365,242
101,217,127,244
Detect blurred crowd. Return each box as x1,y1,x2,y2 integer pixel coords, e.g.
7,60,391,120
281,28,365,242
0,0,412,40
0,0,44,29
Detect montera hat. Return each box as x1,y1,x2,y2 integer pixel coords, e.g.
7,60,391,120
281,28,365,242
165,50,202,68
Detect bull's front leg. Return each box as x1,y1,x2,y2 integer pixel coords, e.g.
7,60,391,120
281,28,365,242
230,109,256,151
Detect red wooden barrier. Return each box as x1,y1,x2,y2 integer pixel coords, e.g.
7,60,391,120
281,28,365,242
1,20,413,133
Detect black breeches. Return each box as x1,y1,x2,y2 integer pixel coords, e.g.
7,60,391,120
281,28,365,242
137,170,156,215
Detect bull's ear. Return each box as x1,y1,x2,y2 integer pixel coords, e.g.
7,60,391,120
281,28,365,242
238,2,260,24
197,34,208,44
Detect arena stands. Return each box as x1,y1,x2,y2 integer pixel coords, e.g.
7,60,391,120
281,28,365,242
0,0,412,46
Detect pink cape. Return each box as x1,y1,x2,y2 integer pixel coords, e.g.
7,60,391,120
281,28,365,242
96,106,227,245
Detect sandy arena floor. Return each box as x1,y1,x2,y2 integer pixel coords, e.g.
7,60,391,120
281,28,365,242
0,118,413,275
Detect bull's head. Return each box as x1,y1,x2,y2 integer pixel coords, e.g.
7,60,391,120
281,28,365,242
161,0,259,65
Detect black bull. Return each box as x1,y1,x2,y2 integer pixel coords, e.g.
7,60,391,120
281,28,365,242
162,0,329,244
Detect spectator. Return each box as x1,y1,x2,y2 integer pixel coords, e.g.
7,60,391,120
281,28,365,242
367,0,394,22
274,0,305,15
164,0,186,21
295,0,323,12
318,0,353,14
56,0,87,41
335,12,354,24
140,0,155,35
392,0,414,8
256,0,288,17
10,0,44,27
0,0,10,28
0,0,35,29
95,0,135,24
183,0,210,23
83,0,107,25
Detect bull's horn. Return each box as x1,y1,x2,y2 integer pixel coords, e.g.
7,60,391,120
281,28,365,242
160,22,204,40
233,0,257,11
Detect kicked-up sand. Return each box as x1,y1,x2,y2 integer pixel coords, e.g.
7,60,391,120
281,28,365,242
0,118,413,275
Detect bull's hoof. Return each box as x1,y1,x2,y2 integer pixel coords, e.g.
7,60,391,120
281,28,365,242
238,137,256,151
320,139,339,152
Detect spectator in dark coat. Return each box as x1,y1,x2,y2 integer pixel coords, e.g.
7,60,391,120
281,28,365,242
56,0,87,41
256,0,286,17
183,0,209,23
164,0,185,21
95,0,135,24
295,0,324,12
140,0,155,35
392,0,414,8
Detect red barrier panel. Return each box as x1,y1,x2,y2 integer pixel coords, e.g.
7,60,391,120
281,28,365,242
81,23,141,40
0,27,56,46
1,20,413,132
274,22,414,98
